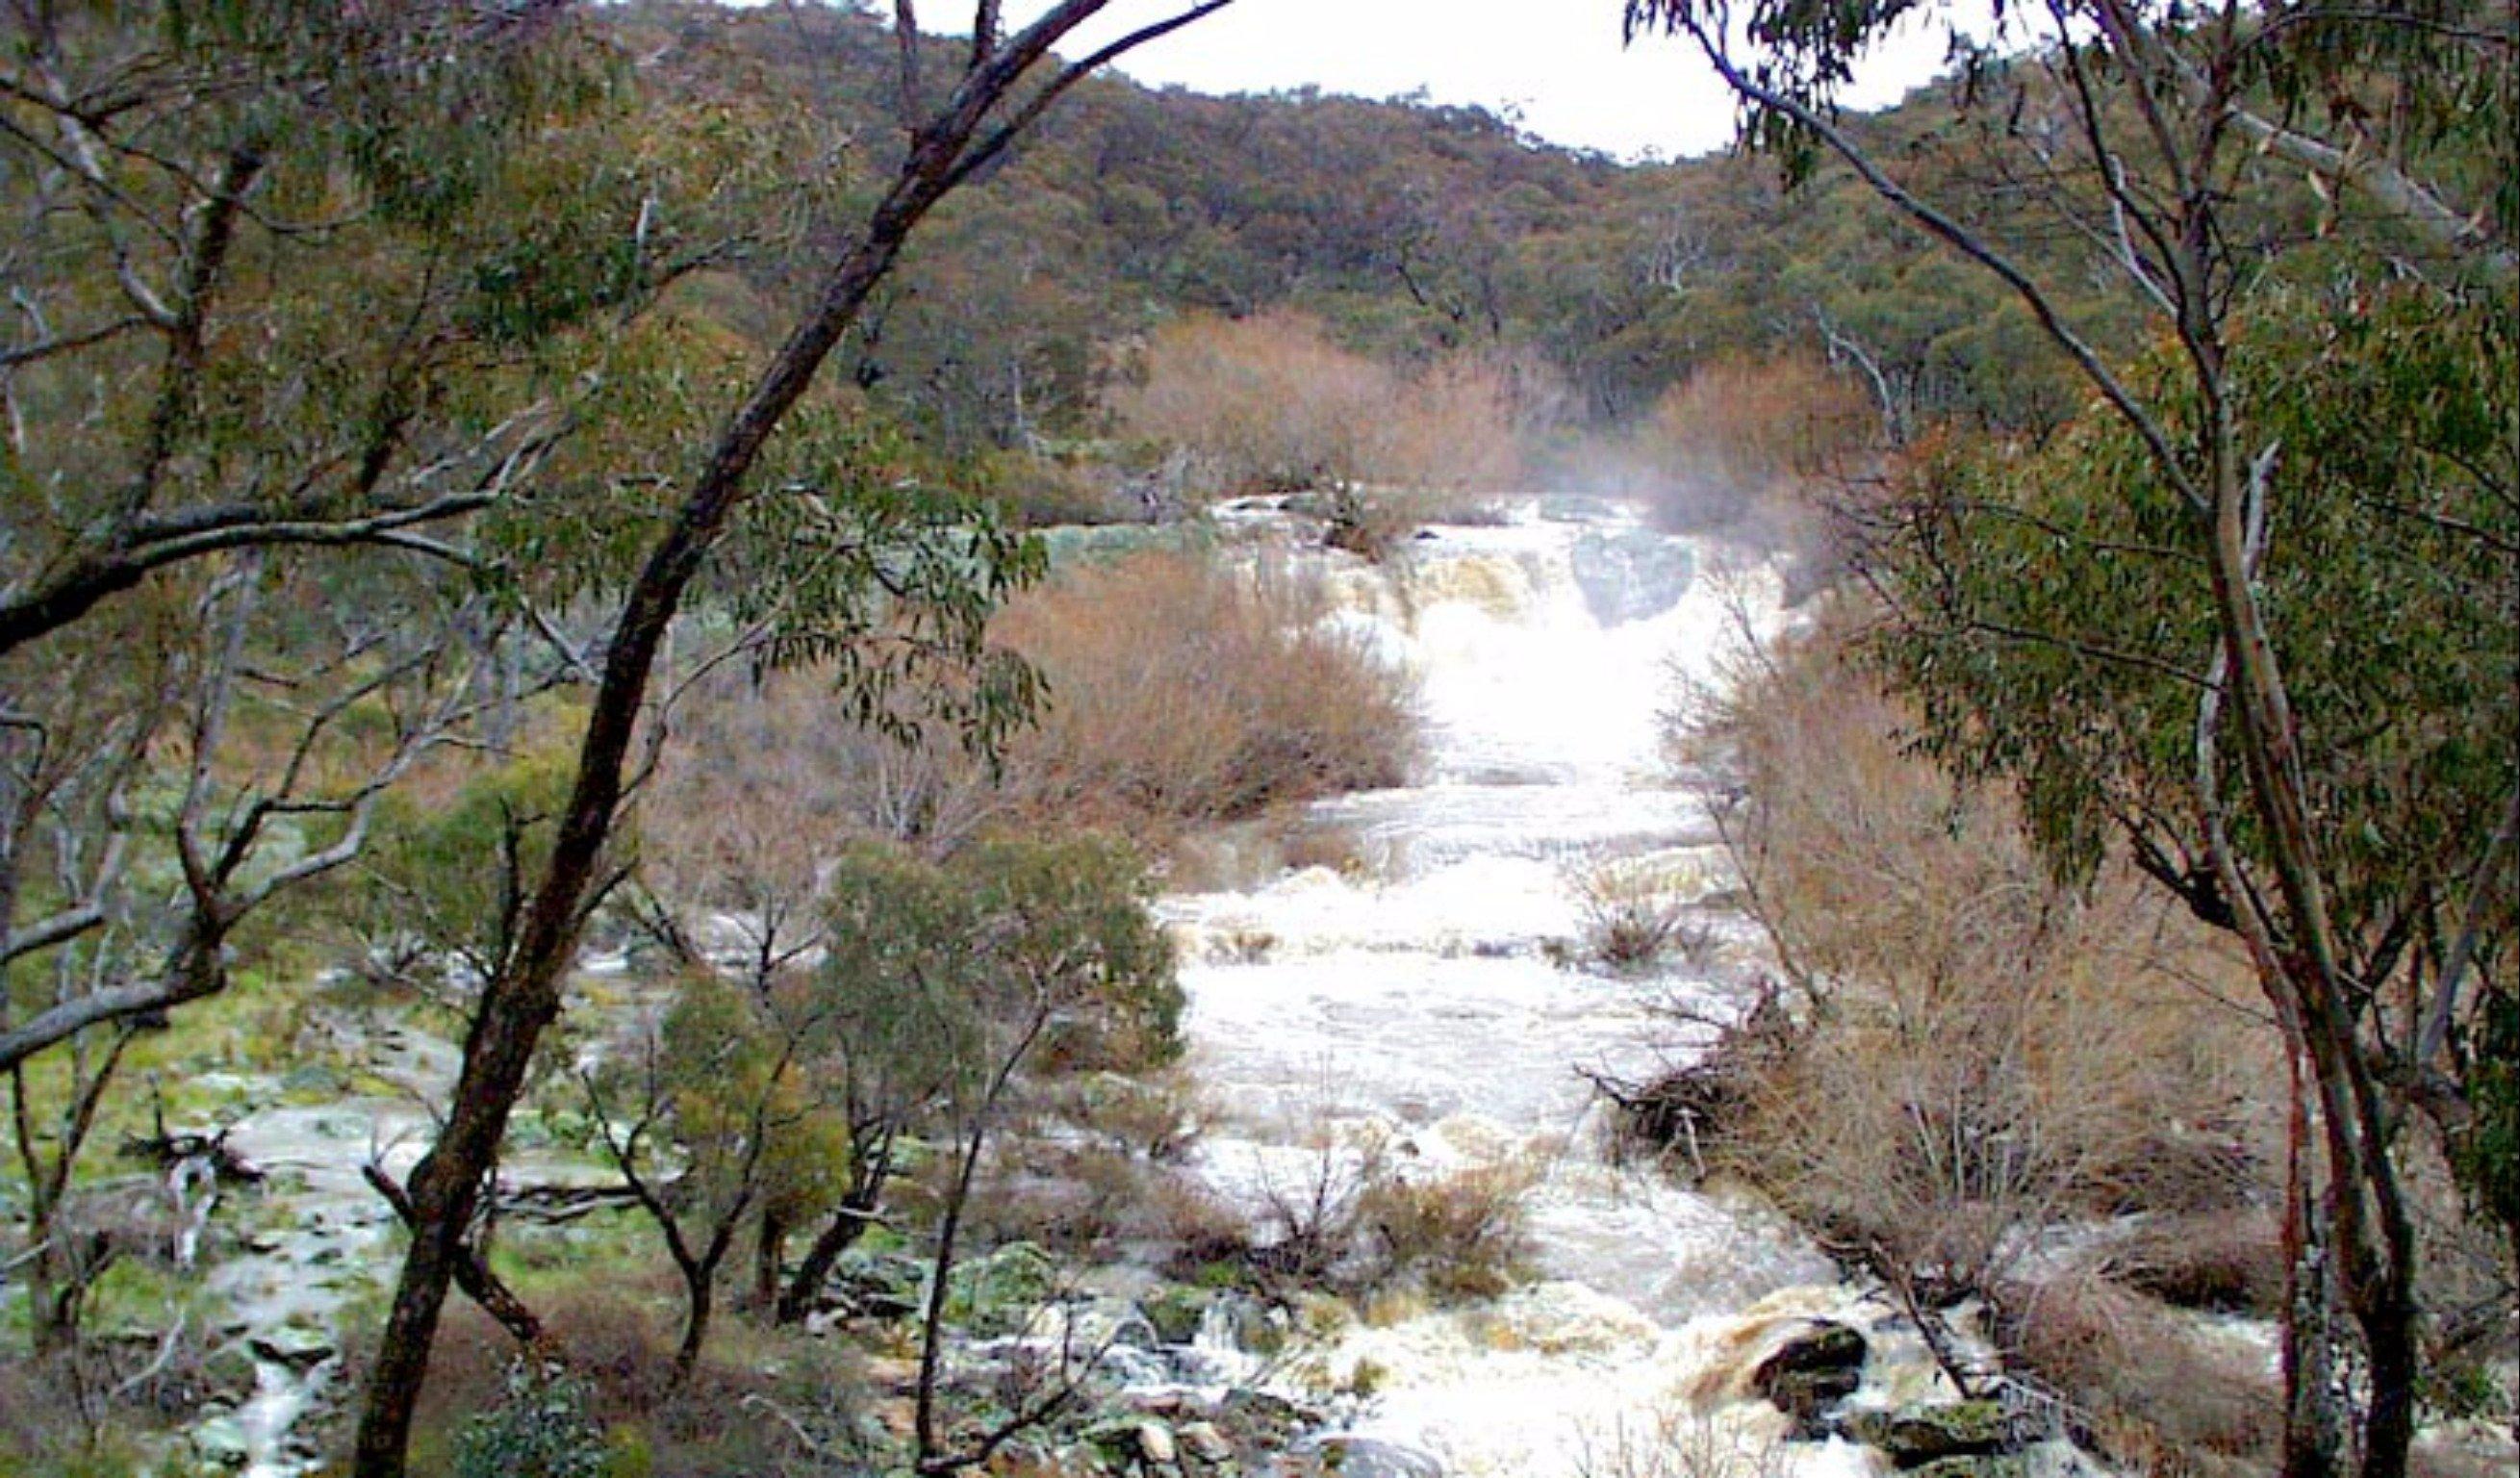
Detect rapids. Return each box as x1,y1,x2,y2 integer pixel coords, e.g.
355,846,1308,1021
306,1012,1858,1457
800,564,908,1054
1162,497,1926,1477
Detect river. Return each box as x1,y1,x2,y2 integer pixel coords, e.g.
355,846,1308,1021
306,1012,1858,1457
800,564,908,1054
1158,497,1944,1478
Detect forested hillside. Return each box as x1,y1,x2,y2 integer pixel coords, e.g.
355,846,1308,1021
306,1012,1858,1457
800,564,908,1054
603,1,2106,465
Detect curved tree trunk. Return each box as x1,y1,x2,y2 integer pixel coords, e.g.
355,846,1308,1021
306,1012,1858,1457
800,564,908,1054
344,9,1236,1472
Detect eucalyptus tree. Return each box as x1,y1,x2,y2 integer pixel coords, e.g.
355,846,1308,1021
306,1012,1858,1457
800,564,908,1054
0,2,646,657
0,0,820,1071
884,835,1180,1474
1622,2,2514,1474
0,547,542,1442
346,5,1237,1474
580,970,848,1384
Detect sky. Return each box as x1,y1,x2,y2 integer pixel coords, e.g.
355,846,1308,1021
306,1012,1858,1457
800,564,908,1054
1035,0,1957,161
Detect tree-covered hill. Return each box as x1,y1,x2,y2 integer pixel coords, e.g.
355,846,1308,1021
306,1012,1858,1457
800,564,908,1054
602,1,2103,456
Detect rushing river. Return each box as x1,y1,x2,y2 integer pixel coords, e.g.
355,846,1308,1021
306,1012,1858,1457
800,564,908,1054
1160,498,1939,1478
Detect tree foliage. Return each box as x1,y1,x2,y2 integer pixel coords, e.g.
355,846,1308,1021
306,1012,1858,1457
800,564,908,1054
1873,282,2516,1191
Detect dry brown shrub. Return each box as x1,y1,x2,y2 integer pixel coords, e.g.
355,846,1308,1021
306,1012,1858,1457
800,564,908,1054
394,1277,874,1477
962,1071,1215,1256
648,549,1415,859
0,1345,214,1476
1359,1159,1539,1301
991,548,1417,832
1112,310,1526,500
1376,352,1529,494
1998,1272,2281,1476
2098,1210,2284,1315
1668,615,2278,1299
1567,853,1708,973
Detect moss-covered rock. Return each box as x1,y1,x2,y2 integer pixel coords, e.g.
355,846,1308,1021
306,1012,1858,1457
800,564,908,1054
945,1240,1059,1336
1752,1319,1867,1428
830,1247,928,1320
1843,1400,2020,1467
1907,1456,2031,1478
1142,1282,1214,1346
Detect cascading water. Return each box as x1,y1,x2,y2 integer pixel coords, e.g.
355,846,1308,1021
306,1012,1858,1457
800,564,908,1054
1162,497,1933,1477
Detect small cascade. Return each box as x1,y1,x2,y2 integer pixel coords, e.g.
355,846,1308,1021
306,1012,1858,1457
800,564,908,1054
1164,498,1956,1475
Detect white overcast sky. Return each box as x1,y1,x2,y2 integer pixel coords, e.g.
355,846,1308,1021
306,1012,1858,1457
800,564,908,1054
1023,1,1955,161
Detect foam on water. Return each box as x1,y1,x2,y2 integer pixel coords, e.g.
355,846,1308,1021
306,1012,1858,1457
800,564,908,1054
1169,500,1882,1476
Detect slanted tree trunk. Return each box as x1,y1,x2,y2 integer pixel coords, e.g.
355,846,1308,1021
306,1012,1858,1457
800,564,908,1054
776,1173,890,1326
347,8,1235,1473
674,1256,717,1382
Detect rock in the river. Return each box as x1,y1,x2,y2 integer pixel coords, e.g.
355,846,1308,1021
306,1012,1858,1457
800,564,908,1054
192,1415,252,1469
1179,1420,1235,1464
1141,1282,1213,1345
1084,1415,1181,1471
1298,1436,1445,1478
1215,1388,1316,1452
250,1320,337,1371
946,1240,1058,1336
1571,528,1694,624
1752,1319,1868,1429
1908,1456,2033,1478
1843,1400,2022,1467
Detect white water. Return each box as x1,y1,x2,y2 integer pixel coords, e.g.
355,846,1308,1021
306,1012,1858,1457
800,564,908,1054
1167,500,1915,1478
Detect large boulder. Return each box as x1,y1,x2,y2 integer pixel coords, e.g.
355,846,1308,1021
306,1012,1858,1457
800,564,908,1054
191,1415,252,1470
1842,1400,2024,1467
1297,1436,1445,1478
945,1240,1060,1337
1141,1282,1215,1346
1908,1457,2033,1478
827,1247,928,1320
1752,1319,1868,1430
248,1320,337,1373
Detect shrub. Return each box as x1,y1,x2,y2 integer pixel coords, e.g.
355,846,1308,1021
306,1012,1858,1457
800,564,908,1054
2097,1210,2284,1315
1574,1406,1791,1478
385,1280,876,1478
1359,1159,1538,1300
992,548,1417,832
1669,618,2277,1243
1640,612,2284,1430
453,1362,609,1478
1997,1273,2280,1474
980,447,1146,528
962,1073,1212,1255
0,1354,165,1478
1567,854,1707,973
642,548,1415,860
1111,310,1526,502
1240,1115,1393,1287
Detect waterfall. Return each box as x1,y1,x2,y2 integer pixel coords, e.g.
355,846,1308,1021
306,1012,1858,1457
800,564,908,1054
1162,497,1924,1476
